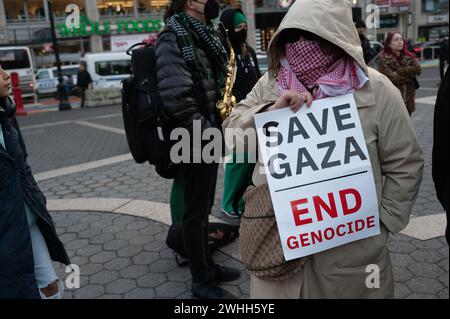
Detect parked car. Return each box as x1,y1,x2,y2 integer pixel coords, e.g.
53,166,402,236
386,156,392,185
412,41,441,60
35,65,79,97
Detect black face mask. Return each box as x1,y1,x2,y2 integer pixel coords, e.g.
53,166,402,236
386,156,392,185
193,0,220,21
234,28,247,43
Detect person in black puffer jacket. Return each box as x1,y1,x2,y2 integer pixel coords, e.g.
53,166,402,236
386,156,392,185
156,0,241,299
219,8,261,219
0,66,70,299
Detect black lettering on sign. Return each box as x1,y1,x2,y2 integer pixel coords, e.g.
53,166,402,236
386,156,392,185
344,136,367,164
288,117,310,143
306,108,329,135
317,141,341,168
268,153,292,179
263,121,282,147
296,147,319,175
333,104,356,131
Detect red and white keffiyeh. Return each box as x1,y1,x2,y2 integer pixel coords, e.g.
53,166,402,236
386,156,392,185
278,40,368,99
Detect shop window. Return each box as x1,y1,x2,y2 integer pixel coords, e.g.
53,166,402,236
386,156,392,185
380,14,399,29
4,0,84,20
422,0,449,13
260,28,276,52
98,0,134,15
137,1,170,13
52,0,84,18
97,0,169,15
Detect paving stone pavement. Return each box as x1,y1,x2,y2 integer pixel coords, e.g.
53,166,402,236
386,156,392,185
52,211,250,299
52,210,448,299
17,74,448,299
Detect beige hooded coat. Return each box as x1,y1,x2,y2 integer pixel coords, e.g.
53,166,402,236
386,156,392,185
223,0,424,298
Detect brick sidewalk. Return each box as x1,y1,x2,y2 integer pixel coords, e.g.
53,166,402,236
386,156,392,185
52,211,250,299
17,95,448,299
52,209,447,299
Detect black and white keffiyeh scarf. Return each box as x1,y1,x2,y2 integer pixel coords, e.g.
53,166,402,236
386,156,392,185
166,12,227,93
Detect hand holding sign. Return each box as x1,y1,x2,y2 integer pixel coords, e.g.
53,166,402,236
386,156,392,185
266,90,313,113
255,93,380,261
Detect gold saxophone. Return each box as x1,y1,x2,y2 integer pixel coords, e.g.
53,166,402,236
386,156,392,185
217,23,237,123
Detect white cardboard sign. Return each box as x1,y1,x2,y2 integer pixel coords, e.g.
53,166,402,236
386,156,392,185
254,93,380,261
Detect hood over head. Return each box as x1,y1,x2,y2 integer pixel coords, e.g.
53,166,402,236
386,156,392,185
267,0,367,75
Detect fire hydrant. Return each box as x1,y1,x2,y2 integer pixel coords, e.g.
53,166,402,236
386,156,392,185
11,72,27,116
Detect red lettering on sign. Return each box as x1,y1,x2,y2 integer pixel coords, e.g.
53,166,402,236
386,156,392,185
339,188,362,215
287,236,299,249
299,233,310,247
290,216,376,249
355,219,365,231
311,230,323,244
313,192,338,222
324,227,335,240
336,224,346,236
367,215,375,228
291,198,312,226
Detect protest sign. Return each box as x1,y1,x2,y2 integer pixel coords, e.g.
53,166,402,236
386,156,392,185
254,93,379,261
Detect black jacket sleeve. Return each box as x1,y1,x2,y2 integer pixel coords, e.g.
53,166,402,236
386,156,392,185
155,32,212,131
432,69,449,213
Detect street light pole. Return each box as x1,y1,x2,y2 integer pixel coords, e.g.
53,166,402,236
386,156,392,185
47,0,71,111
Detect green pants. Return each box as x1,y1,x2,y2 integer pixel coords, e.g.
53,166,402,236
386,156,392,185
221,153,253,214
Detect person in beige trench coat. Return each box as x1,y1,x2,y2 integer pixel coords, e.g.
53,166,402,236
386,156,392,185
223,0,424,299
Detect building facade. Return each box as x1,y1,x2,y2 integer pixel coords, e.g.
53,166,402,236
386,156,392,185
355,0,448,43
0,0,448,68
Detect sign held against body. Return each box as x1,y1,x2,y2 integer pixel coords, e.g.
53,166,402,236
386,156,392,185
254,93,380,261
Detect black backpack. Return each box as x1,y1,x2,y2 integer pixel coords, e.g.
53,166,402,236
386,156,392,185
121,35,176,179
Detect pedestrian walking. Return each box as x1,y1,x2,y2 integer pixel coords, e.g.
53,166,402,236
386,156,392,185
378,32,421,115
0,65,70,299
219,8,261,219
432,68,449,244
223,0,424,299
76,61,92,108
157,0,241,299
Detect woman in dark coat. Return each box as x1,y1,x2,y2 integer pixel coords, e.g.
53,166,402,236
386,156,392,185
378,32,421,115
219,8,261,218
0,66,70,299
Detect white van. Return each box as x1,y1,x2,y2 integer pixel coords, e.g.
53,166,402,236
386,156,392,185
80,52,131,89
0,46,36,100
35,65,79,97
